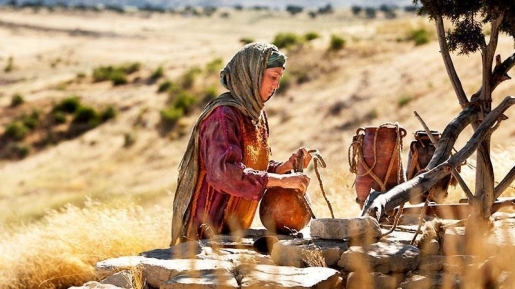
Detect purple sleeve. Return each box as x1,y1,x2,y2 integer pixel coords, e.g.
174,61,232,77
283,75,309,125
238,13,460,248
199,106,268,201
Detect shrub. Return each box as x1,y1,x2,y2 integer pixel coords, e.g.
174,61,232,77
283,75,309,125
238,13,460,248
10,143,31,159
206,58,223,74
21,110,40,130
277,72,292,95
409,28,431,46
203,86,218,100
398,94,413,107
4,57,13,73
160,106,184,128
329,35,346,51
172,91,198,113
10,93,24,107
109,70,128,86
72,106,100,127
304,32,320,41
150,66,164,80
100,106,117,122
4,121,29,141
92,62,140,85
157,80,174,93
273,32,300,49
181,67,201,89
53,96,81,114
239,37,255,45
51,111,67,124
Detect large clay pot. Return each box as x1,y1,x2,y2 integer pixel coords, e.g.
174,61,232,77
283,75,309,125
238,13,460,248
259,187,312,234
352,124,407,208
406,130,455,204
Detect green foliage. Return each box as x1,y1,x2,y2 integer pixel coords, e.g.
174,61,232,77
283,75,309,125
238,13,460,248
21,110,40,130
100,106,117,122
4,121,29,141
123,132,136,148
51,111,67,124
414,1,515,54
276,72,292,94
351,6,362,16
273,32,300,49
10,93,24,107
204,85,218,100
157,80,175,93
329,34,346,51
398,94,413,107
206,58,223,74
4,56,13,73
181,67,201,89
9,143,31,159
72,106,100,127
92,62,140,85
160,106,184,128
150,66,164,80
304,32,320,41
239,37,255,45
286,5,303,16
53,96,81,114
365,7,376,19
172,91,198,113
408,28,431,46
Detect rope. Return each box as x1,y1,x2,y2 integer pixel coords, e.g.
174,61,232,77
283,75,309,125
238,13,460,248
348,122,406,199
308,149,335,218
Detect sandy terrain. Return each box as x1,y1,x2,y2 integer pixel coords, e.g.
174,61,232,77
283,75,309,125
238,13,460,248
1,7,514,225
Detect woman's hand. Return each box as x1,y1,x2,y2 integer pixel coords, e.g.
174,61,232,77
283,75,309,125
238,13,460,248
276,147,313,174
266,172,310,194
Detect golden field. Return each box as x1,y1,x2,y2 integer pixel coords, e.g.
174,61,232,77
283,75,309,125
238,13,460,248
0,6,515,288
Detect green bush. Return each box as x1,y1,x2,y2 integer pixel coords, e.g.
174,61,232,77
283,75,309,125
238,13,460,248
92,62,140,85
100,106,117,122
160,106,184,127
172,91,198,113
204,86,218,100
72,106,100,127
21,110,40,130
398,94,413,107
53,96,81,114
409,28,430,46
329,35,346,51
8,143,30,159
10,93,24,107
304,32,320,41
150,66,164,80
181,67,201,89
206,58,223,74
4,121,29,141
239,37,255,45
51,111,67,124
273,32,300,49
157,80,174,93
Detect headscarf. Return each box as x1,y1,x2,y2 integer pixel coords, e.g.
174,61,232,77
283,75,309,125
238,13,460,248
171,42,287,245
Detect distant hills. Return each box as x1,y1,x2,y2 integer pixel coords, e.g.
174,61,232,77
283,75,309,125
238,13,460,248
0,0,416,10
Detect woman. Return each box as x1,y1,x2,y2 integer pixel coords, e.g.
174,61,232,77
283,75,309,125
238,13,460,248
171,42,312,245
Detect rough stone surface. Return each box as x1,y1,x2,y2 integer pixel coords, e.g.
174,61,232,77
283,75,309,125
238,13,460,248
238,264,343,288
310,217,382,240
338,241,420,273
271,238,348,267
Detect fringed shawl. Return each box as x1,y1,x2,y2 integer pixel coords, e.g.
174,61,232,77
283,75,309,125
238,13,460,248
171,43,282,245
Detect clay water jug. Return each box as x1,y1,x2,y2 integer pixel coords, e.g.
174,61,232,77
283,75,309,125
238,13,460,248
350,123,406,208
259,150,313,234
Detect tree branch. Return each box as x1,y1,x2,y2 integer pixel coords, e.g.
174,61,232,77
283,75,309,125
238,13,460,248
435,14,469,107
494,166,515,200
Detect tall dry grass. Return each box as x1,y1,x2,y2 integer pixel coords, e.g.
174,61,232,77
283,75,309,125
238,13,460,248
0,199,171,289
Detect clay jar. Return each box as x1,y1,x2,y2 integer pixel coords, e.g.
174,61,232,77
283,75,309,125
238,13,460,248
259,187,312,234
354,124,407,208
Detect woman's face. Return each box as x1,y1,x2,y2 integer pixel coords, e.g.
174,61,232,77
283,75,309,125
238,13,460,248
259,67,284,102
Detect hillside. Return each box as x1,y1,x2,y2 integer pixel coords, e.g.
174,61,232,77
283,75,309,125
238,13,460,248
1,6,515,227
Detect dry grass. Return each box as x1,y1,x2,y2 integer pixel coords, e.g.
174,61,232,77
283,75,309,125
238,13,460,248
0,199,171,288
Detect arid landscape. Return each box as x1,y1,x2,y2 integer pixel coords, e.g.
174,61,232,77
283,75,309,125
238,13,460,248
1,4,515,288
